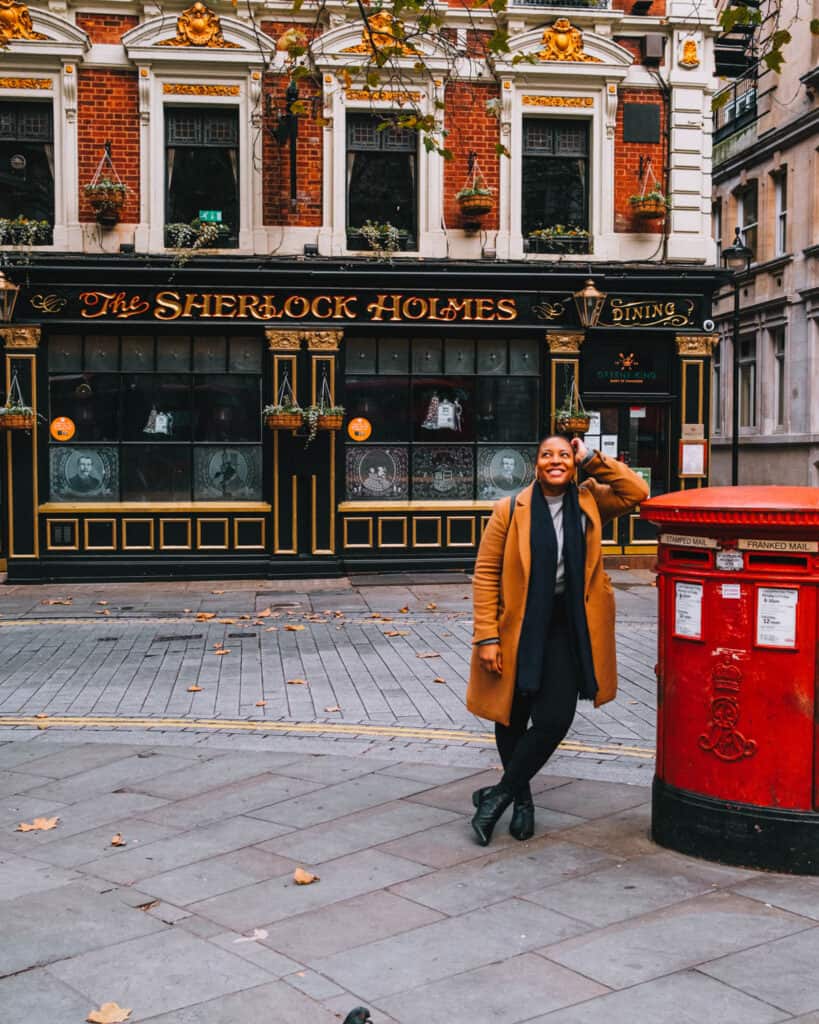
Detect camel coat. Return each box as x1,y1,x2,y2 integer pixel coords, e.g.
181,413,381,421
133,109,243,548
466,453,649,725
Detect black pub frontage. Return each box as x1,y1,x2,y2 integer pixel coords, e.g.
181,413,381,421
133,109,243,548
0,258,719,582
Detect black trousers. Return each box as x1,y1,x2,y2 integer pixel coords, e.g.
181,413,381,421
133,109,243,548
495,596,579,799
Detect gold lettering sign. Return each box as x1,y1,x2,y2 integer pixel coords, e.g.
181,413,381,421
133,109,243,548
599,298,695,328
0,77,52,90
163,84,240,96
522,96,594,108
77,291,519,325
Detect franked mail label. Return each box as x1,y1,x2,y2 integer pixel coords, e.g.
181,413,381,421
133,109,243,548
738,538,818,554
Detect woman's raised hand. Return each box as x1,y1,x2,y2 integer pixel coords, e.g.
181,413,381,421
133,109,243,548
570,436,589,464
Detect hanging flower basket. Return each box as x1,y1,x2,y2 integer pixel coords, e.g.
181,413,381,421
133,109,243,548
84,180,127,227
264,408,303,430
0,408,35,430
630,196,668,220
456,160,494,226
318,411,344,431
555,413,591,435
457,193,494,217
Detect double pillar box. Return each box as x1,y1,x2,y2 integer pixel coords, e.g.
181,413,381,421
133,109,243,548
641,486,819,874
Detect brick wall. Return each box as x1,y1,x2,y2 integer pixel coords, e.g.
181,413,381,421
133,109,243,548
75,13,138,43
610,0,666,14
613,87,667,234
444,82,500,231
77,69,140,223
262,74,323,226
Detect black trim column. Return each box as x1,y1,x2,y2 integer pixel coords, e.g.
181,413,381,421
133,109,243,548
1,326,41,564
675,333,719,489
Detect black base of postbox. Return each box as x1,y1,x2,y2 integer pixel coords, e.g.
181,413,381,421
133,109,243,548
653,777,819,875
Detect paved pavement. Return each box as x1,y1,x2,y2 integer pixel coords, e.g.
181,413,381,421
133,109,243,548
3,572,816,1022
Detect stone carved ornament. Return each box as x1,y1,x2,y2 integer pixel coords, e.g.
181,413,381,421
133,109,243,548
0,0,48,41
158,2,239,48
343,10,416,55
538,19,601,63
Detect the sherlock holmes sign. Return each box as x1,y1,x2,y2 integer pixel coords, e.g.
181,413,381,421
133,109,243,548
20,288,702,329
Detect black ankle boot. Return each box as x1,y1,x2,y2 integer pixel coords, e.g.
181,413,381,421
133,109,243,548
509,797,535,841
471,785,513,846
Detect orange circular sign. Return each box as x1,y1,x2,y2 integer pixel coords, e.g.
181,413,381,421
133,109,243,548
347,416,372,442
50,416,76,442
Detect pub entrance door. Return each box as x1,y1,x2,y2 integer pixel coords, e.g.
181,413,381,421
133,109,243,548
588,402,668,554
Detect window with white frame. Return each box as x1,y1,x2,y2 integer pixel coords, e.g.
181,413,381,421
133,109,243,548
346,113,417,251
0,101,54,243
772,325,786,428
165,107,239,248
712,198,722,264
773,170,787,257
522,118,590,254
738,334,756,428
736,182,758,260
712,339,722,433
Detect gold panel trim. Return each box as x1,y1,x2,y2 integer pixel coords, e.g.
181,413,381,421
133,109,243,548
1,326,41,349
446,515,476,549
6,351,38,559
163,84,240,96
377,515,408,549
412,515,442,549
628,513,657,547
546,331,585,354
345,89,422,102
338,500,495,512
158,2,239,47
480,513,492,537
343,516,373,549
676,333,719,357
122,518,155,551
83,518,117,551
523,95,594,107
196,517,228,550
305,330,343,352
39,502,271,513
266,329,302,352
0,2,48,41
538,19,601,63
159,518,192,551
46,518,79,552
550,357,579,435
233,517,266,550
0,77,52,89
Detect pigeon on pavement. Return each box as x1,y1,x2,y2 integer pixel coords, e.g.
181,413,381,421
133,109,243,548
342,1009,372,1024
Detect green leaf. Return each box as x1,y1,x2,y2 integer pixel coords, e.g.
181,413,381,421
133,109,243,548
495,142,510,158
811,18,819,33
487,29,510,54
771,29,791,49
763,48,786,73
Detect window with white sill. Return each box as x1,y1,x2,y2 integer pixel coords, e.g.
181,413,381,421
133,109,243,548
0,101,54,245
772,325,786,428
521,118,590,256
736,183,758,261
773,170,787,257
738,335,757,428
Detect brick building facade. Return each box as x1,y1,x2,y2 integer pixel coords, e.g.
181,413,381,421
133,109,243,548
0,0,722,580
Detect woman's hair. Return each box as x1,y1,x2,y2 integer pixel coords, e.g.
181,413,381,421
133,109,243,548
537,432,574,448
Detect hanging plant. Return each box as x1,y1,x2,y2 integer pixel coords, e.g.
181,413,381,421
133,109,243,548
0,371,35,430
315,372,344,433
456,156,494,227
555,378,591,436
263,369,302,429
629,159,668,220
84,144,128,228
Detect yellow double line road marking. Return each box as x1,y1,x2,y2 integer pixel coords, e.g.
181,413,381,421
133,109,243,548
0,715,655,759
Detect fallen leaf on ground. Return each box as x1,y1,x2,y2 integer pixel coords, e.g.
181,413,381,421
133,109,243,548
98,609,111,616
34,713,48,719
399,606,409,614
37,724,48,730
111,833,126,846
426,603,437,610
183,608,192,613
293,867,319,885
433,677,446,684
285,624,305,631
462,594,469,599
384,630,410,637
324,705,341,713
137,899,159,912
17,816,59,832
255,700,267,707
416,652,441,659
257,608,271,618
214,649,231,656
217,618,236,624
195,612,215,621
368,613,382,619
41,598,72,605
97,600,108,606
213,642,224,649
233,928,268,943
264,626,278,632
333,611,345,618
211,589,225,594
86,1002,132,1024
187,684,203,692
287,678,308,686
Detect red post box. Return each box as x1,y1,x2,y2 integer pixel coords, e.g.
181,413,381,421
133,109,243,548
641,486,819,874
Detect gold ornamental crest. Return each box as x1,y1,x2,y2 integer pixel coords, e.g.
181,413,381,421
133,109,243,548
158,2,239,48
0,0,48,41
343,10,416,55
538,19,601,63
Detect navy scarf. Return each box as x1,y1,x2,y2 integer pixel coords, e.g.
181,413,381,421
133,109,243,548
515,483,598,701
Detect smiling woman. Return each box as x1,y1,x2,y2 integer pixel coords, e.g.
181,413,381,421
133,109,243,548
466,433,648,846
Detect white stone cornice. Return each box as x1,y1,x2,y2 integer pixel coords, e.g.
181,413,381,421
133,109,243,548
1,7,89,59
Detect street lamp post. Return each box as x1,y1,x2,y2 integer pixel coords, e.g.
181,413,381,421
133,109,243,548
721,227,753,486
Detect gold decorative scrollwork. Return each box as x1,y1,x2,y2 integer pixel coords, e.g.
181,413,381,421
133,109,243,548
532,300,566,321
30,294,67,314
546,331,585,353
0,326,41,348
163,84,240,96
0,77,52,90
522,96,594,107
675,333,719,357
0,0,47,41
538,19,601,63
265,329,302,352
345,89,421,103
343,11,416,55
158,2,239,48
305,330,343,351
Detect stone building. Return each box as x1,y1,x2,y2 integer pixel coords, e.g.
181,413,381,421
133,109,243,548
0,0,721,580
711,1,819,485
